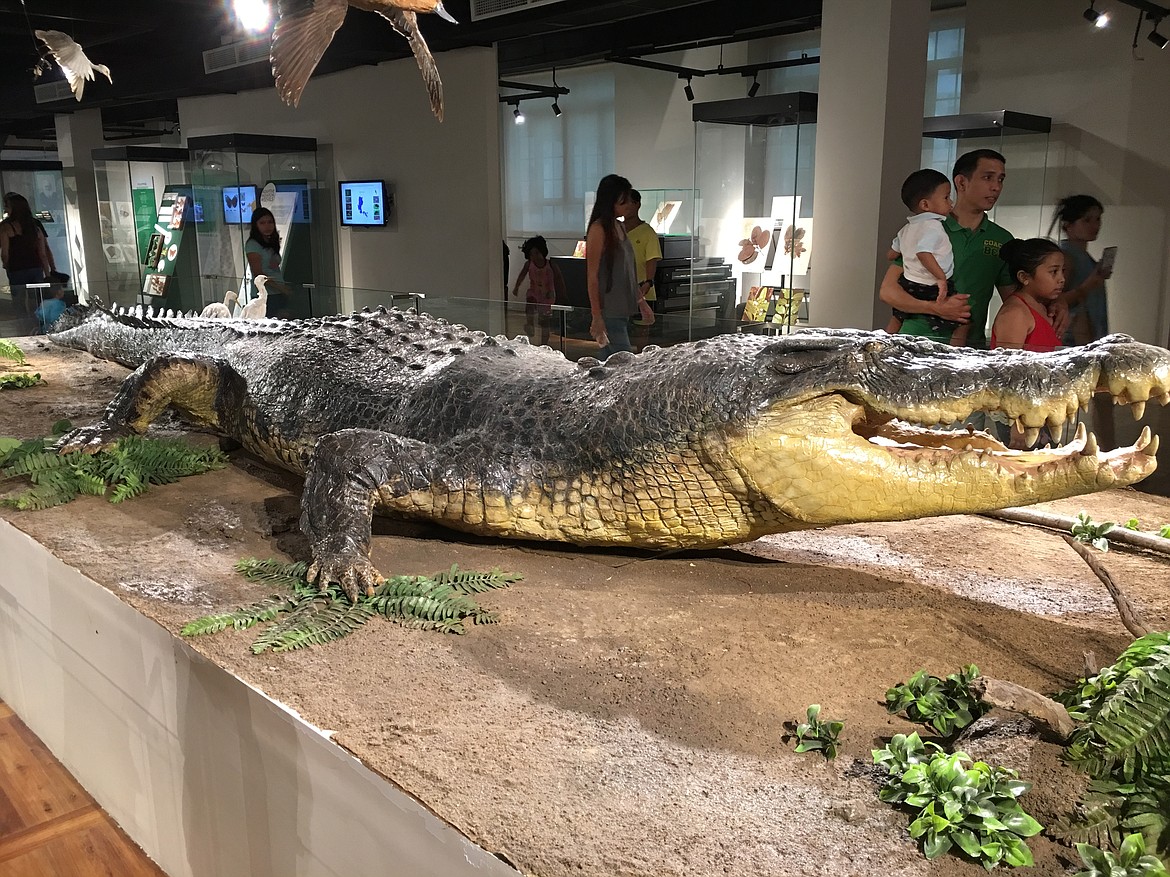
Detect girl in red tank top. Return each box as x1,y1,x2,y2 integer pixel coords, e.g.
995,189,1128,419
990,238,1065,353
990,237,1066,450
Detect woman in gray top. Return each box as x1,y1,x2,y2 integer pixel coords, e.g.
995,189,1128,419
585,174,653,359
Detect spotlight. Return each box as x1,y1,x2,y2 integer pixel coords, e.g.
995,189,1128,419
1149,21,1168,47
513,105,525,124
747,75,760,98
1082,3,1108,27
684,78,694,102
551,100,562,117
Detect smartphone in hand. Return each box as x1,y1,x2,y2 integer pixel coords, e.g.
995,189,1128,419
1098,246,1117,273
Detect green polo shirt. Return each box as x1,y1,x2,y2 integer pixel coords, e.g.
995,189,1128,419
899,214,1014,348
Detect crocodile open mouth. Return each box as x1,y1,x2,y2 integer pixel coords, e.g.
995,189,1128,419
851,384,1163,467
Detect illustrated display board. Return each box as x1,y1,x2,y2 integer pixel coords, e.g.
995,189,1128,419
142,190,190,295
339,180,388,226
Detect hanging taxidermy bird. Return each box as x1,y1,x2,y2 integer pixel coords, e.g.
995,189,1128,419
270,0,456,121
34,29,112,101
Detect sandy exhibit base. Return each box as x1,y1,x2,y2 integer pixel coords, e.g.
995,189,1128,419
2,337,1170,877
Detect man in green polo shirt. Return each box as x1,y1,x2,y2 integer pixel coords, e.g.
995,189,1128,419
879,149,1014,349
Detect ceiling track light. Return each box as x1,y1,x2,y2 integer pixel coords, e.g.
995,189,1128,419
1149,17,1168,47
551,100,562,117
747,74,760,98
511,102,525,124
1083,2,1109,27
683,77,694,102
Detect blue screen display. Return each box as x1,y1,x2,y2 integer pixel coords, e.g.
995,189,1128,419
339,180,387,227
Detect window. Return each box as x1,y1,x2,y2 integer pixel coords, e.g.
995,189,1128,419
502,68,614,237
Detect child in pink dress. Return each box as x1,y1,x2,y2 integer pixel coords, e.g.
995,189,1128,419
511,235,566,346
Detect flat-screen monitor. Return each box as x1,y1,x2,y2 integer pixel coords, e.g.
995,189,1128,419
222,184,257,224
339,180,388,227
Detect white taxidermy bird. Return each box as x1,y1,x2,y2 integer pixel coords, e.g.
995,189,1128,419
200,290,239,319
34,30,112,101
241,276,269,320
270,0,456,120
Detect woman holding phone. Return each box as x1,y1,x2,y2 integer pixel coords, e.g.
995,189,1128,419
1049,194,1112,346
1049,194,1115,448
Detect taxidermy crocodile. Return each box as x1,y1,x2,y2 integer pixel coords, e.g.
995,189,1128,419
48,304,1170,601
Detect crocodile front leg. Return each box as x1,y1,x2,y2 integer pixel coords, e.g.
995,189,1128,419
301,428,434,602
56,354,244,453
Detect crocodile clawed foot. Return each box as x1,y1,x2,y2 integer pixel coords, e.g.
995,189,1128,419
307,552,385,603
53,424,127,455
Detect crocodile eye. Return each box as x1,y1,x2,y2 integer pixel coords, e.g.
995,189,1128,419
862,340,887,354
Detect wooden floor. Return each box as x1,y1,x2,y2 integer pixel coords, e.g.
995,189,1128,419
0,699,167,876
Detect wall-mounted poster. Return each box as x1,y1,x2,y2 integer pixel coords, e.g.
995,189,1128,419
728,216,777,276
762,218,814,281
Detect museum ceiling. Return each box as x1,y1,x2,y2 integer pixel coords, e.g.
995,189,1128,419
0,0,823,146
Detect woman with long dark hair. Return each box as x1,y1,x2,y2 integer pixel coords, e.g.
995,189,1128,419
245,206,291,316
1,192,53,306
584,174,653,358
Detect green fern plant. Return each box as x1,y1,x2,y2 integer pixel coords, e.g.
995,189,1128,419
1053,632,1170,863
182,558,522,653
1062,633,1170,779
1,432,227,510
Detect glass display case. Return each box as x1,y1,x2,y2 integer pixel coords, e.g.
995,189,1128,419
921,110,1052,237
634,188,695,238
92,146,194,311
187,133,328,318
692,92,817,340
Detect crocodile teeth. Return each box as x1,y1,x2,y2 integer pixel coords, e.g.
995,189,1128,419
1159,392,1170,405
1131,401,1146,420
1072,422,1087,448
1147,434,1161,456
1135,425,1153,453
1024,427,1041,447
1084,430,1099,457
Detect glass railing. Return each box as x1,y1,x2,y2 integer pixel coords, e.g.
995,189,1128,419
3,276,801,358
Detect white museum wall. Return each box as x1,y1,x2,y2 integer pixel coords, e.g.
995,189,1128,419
178,46,504,309
961,0,1170,347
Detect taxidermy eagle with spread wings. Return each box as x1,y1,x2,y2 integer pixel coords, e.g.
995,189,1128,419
270,0,456,121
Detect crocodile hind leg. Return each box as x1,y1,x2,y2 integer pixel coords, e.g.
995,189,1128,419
301,428,435,602
56,354,244,453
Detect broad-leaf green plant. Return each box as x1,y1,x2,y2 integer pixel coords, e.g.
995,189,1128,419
1072,511,1115,552
783,704,843,759
886,665,986,737
1075,834,1169,877
873,740,1042,869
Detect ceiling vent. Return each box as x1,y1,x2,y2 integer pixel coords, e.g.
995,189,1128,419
203,38,270,75
470,0,564,21
34,79,75,104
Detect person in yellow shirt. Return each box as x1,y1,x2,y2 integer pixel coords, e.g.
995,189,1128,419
622,189,661,326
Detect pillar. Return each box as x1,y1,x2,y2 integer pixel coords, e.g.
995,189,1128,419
54,110,106,303
809,0,931,330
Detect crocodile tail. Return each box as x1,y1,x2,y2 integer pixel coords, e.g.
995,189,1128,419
48,299,224,369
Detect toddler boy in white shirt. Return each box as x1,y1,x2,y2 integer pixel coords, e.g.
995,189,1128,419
886,168,967,346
